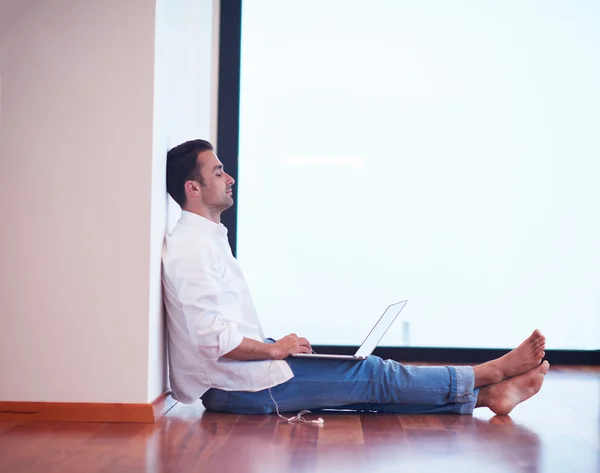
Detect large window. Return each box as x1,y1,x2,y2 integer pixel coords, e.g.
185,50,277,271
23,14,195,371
232,0,600,351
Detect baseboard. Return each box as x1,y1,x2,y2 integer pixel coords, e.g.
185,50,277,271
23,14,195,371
0,391,178,423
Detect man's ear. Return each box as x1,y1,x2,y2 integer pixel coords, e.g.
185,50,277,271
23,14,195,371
184,180,202,200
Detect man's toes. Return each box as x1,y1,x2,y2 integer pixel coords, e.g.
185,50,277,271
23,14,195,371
535,350,545,361
528,332,537,343
540,360,550,374
529,329,542,343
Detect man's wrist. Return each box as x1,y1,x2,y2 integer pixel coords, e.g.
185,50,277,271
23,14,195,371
267,344,281,360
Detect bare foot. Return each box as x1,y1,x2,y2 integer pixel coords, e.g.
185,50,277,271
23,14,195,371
475,330,545,385
479,361,550,415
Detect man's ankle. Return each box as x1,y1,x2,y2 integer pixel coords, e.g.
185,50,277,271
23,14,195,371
476,386,490,408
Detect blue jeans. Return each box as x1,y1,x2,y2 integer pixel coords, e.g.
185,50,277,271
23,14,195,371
201,355,479,415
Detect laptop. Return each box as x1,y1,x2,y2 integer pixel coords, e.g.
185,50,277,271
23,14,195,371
291,300,408,360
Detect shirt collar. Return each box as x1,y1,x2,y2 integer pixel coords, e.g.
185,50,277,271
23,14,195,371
180,210,228,238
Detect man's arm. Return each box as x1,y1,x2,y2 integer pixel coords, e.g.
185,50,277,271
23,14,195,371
223,334,312,361
170,239,312,361
171,240,245,360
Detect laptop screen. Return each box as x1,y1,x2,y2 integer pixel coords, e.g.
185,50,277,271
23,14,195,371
354,301,408,357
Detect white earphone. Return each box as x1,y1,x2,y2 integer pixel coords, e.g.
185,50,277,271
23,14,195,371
284,413,324,425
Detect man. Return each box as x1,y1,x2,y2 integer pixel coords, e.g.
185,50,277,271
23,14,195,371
162,139,549,416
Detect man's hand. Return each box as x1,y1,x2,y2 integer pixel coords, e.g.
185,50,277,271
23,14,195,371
270,333,312,360
222,334,312,361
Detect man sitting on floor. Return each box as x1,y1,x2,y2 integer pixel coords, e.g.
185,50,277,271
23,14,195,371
162,139,549,416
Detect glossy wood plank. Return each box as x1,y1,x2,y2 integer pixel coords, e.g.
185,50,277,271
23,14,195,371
0,366,598,473
360,413,406,444
316,414,366,473
0,422,18,435
318,414,363,445
281,420,321,472
360,413,411,468
0,423,62,473
398,414,446,430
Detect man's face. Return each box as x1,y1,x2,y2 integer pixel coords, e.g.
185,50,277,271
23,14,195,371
196,150,235,211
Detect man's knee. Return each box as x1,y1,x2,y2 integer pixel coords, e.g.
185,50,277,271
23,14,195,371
361,355,389,376
361,356,406,384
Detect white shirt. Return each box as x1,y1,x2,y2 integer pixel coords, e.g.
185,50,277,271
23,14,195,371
162,211,293,404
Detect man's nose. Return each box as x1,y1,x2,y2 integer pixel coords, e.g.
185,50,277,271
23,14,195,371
227,174,235,185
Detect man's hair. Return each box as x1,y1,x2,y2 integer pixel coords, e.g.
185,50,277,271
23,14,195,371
166,139,214,207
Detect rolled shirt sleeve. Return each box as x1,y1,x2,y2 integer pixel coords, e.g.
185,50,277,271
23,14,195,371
173,239,244,360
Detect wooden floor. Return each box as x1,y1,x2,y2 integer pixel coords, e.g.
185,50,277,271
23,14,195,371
0,365,598,473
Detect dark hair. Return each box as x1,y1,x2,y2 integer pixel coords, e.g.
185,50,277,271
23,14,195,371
166,139,214,207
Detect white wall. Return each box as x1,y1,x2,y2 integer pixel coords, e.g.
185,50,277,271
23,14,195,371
0,0,218,404
148,0,218,401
